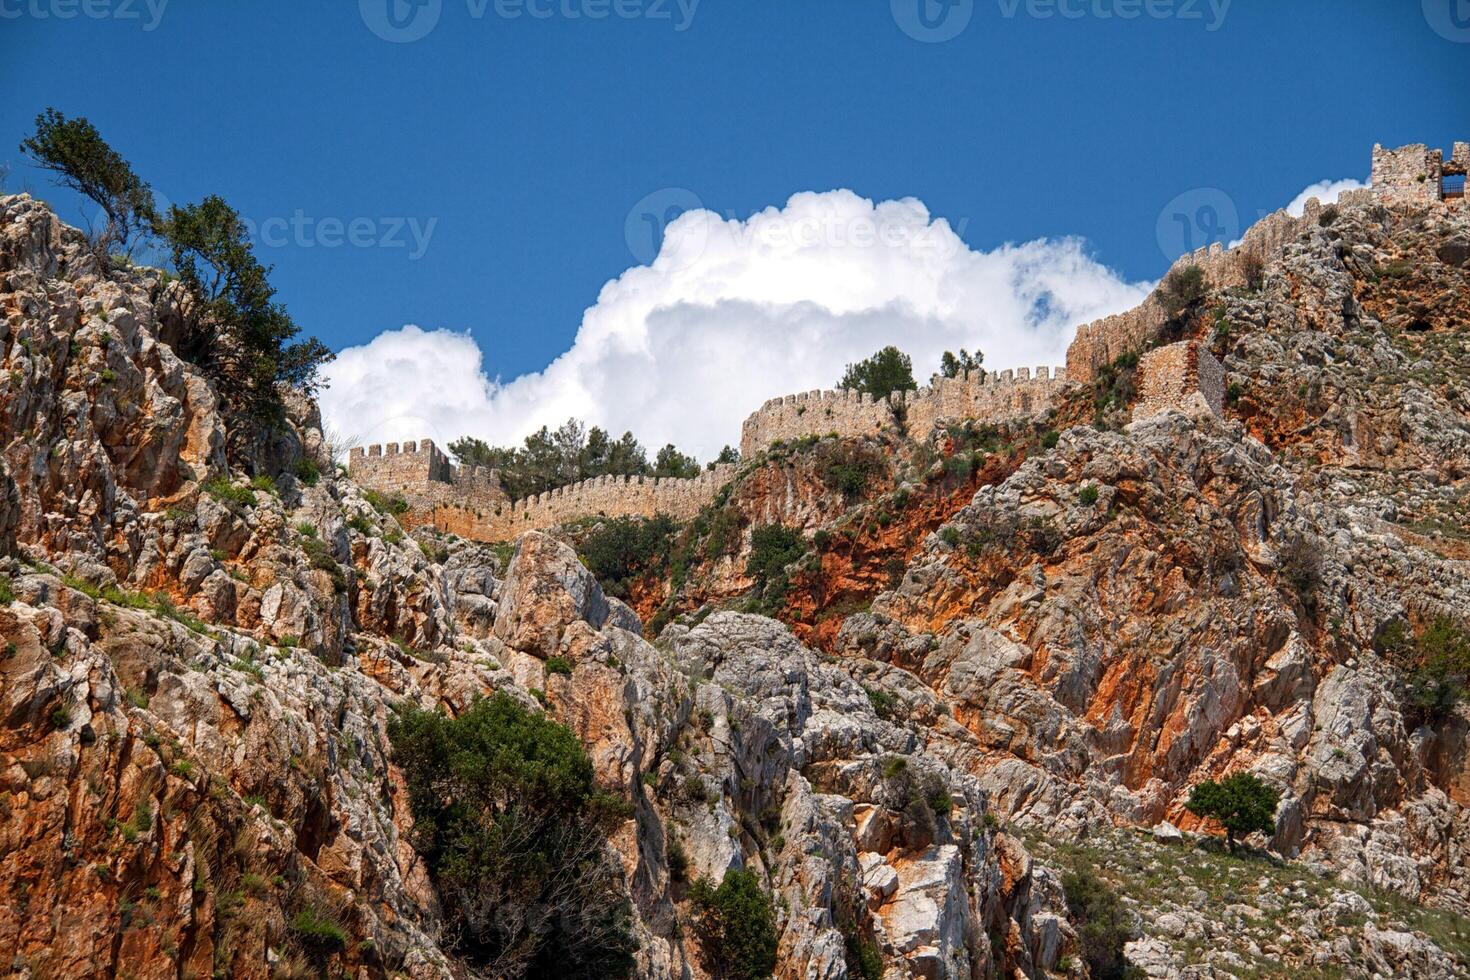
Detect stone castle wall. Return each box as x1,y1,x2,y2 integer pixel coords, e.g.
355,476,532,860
350,143,1463,543
1065,205,1316,385
897,366,1069,438
1065,140,1468,386
1132,340,1224,421
738,388,894,457
356,365,1070,542
348,440,511,513
408,464,738,541
1370,141,1470,207
349,438,736,541
737,366,1070,456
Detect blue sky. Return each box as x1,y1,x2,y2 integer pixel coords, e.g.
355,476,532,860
1,1,1466,453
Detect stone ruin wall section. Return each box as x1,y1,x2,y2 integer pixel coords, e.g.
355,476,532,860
1065,141,1469,386
1131,341,1224,421
1064,206,1316,385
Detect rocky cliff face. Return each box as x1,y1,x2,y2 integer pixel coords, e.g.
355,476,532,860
2,187,1469,980
0,195,1073,980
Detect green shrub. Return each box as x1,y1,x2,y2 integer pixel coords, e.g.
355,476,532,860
203,477,257,509
667,834,689,881
293,456,321,486
843,925,884,980
250,474,277,495
301,537,347,593
389,693,635,978
362,489,409,515
0,576,15,606
1277,533,1321,610
577,514,677,599
943,453,972,479
290,905,348,957
545,655,573,676
1158,264,1208,318
940,526,961,548
1062,864,1136,980
1185,771,1280,851
1078,484,1099,506
746,524,806,599
838,345,917,400
347,515,374,536
1396,617,1470,724
864,685,898,720
819,443,883,501
703,505,744,559
1092,351,1139,426
689,869,779,980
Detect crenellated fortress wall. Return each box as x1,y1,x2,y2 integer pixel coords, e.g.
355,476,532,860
351,363,1070,542
737,365,1071,456
1064,205,1319,385
899,366,1069,441
418,464,740,541
348,440,511,512
351,143,1464,543
738,388,893,456
1369,141,1469,207
1065,140,1469,385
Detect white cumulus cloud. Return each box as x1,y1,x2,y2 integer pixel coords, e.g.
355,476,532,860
319,190,1151,459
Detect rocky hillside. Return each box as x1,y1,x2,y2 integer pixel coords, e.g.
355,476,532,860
2,186,1470,980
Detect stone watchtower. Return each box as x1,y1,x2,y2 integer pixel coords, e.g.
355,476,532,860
347,439,511,513
1370,142,1469,206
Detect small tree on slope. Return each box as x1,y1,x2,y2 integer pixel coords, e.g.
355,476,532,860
1185,772,1280,852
